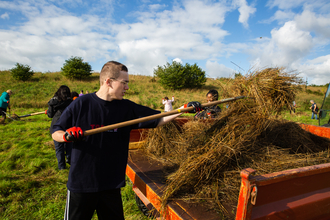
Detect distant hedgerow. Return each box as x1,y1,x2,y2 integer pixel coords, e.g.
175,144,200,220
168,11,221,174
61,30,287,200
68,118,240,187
154,61,206,90
10,63,34,81
61,56,92,80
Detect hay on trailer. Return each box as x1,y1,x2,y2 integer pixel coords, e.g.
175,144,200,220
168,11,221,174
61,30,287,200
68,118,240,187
141,67,330,217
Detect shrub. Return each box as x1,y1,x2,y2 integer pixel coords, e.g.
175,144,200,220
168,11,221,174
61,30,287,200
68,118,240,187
154,61,206,90
10,63,34,81
306,89,323,96
61,57,92,80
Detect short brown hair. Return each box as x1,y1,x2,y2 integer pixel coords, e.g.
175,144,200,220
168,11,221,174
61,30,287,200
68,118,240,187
100,61,128,85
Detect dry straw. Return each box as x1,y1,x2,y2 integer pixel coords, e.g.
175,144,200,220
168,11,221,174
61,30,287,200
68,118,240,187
141,67,330,217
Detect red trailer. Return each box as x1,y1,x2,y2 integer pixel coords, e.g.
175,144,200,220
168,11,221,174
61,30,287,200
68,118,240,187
127,119,330,220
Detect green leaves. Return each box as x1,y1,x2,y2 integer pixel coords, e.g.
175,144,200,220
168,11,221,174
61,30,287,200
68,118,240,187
153,61,206,90
61,56,92,80
10,63,34,81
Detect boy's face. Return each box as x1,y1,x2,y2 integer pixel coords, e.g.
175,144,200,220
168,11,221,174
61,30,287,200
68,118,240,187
207,93,216,103
111,71,129,100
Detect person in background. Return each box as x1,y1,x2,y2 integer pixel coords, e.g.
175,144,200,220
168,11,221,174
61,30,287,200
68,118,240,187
162,96,175,112
0,89,12,119
290,100,296,114
51,61,202,220
195,89,221,119
79,90,84,97
310,100,318,120
85,90,89,94
47,85,73,170
71,91,79,101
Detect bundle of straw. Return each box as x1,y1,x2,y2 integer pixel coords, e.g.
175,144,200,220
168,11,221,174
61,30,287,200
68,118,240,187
141,67,330,217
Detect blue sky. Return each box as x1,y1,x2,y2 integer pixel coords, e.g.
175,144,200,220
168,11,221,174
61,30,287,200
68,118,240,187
0,0,329,85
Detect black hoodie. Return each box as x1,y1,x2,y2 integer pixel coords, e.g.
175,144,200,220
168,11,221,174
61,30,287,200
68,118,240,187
47,97,72,134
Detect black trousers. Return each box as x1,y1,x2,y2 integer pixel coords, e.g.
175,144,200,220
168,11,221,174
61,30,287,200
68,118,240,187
53,140,72,170
0,108,6,118
64,188,124,220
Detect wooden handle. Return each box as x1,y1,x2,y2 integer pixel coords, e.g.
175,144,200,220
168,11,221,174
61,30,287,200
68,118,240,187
30,111,46,116
84,96,246,137
19,111,46,118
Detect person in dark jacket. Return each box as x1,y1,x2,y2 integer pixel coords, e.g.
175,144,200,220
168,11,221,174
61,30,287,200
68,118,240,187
195,89,221,119
47,85,73,170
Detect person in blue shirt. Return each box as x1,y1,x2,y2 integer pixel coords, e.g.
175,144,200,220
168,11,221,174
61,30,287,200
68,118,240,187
0,89,12,120
51,61,202,220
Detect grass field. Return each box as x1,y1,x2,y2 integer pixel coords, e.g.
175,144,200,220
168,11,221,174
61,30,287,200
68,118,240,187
0,70,328,219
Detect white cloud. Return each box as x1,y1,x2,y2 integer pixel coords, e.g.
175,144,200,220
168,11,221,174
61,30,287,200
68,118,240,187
297,55,330,85
295,10,330,39
233,0,256,28
260,10,296,24
266,0,330,13
266,0,307,10
114,0,231,75
248,8,330,85
173,58,182,63
149,4,166,11
1,12,9,19
206,60,235,78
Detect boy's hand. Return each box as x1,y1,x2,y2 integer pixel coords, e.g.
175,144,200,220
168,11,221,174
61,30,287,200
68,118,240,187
184,102,203,113
63,127,84,142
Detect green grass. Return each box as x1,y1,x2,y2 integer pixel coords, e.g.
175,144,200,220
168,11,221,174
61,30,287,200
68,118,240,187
0,114,151,219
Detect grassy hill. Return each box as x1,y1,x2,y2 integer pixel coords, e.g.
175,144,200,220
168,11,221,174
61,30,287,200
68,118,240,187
0,70,328,219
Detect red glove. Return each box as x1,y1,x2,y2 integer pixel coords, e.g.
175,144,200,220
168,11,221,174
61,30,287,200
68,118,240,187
63,127,84,142
183,102,203,113
45,110,47,114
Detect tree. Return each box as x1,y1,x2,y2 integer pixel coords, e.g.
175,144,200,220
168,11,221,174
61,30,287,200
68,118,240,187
153,61,206,90
10,63,34,81
61,56,92,80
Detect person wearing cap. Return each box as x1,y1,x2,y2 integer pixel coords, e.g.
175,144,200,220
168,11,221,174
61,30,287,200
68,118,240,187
0,89,12,119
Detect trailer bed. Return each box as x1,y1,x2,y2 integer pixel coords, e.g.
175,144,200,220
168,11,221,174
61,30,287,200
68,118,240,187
127,121,330,219
126,150,223,219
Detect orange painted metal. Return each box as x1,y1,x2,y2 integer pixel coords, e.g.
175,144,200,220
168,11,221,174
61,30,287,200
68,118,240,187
300,123,330,139
126,150,221,220
236,168,256,220
235,163,330,220
236,124,330,220
126,158,185,220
